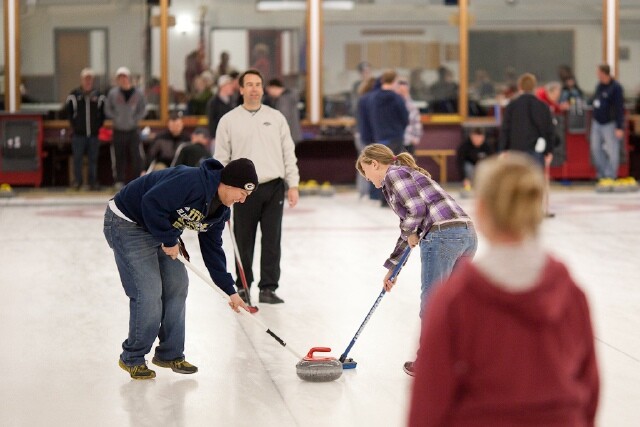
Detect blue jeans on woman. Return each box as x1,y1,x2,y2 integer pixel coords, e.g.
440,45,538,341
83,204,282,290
419,223,477,317
103,206,189,366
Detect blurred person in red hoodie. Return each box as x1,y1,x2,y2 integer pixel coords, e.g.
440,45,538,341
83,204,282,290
408,153,599,427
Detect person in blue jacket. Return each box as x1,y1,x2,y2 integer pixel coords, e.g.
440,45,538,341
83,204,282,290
104,157,258,380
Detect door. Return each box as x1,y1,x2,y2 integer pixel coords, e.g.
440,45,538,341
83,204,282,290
55,31,90,103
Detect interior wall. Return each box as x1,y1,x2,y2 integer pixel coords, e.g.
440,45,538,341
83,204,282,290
20,4,145,80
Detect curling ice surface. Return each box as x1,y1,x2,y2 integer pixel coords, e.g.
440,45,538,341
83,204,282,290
0,190,639,426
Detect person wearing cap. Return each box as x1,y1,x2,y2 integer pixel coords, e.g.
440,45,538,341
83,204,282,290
104,157,258,380
265,78,303,144
172,127,212,167
105,66,147,189
66,67,106,191
145,111,189,172
214,69,300,304
206,74,236,139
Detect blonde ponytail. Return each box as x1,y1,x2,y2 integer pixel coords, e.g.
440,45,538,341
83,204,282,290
356,144,431,178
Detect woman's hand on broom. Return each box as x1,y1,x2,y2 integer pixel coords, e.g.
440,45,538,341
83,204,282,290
229,293,250,313
407,233,420,248
383,269,397,292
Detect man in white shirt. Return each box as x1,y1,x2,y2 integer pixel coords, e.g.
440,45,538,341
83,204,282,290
214,69,300,304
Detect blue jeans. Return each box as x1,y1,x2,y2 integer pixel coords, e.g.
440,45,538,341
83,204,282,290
463,161,475,181
71,135,99,186
103,206,189,366
590,120,620,179
419,224,477,317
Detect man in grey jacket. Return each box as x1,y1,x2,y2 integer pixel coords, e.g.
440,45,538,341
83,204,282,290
105,66,147,188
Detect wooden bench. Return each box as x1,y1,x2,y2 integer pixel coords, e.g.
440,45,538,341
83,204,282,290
414,149,456,183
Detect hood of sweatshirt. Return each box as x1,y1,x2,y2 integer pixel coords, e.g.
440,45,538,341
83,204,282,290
463,258,575,325
199,158,225,203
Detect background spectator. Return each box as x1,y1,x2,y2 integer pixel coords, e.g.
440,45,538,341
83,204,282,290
66,67,105,191
207,74,236,141
146,111,189,171
172,127,212,167
265,78,303,144
105,66,147,188
395,77,422,155
589,63,625,189
456,127,493,190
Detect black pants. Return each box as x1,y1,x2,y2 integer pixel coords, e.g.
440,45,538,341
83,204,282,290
111,129,143,184
233,178,285,291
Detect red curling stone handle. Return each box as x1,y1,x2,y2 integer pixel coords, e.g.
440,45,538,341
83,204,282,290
304,347,335,361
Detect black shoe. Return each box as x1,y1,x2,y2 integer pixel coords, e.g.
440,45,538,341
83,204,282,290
237,288,250,304
259,289,284,304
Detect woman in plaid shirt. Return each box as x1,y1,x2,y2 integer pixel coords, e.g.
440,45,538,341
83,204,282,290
356,144,478,376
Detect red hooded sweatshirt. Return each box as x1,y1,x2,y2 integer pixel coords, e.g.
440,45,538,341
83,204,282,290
408,257,599,427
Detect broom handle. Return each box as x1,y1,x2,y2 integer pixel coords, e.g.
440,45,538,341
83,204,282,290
339,245,413,363
177,254,304,360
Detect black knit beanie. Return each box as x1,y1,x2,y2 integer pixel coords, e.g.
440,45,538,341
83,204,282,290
221,158,259,191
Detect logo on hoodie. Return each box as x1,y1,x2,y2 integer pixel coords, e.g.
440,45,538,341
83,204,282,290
172,207,210,232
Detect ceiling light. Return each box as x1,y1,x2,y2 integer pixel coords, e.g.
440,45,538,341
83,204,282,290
257,0,354,12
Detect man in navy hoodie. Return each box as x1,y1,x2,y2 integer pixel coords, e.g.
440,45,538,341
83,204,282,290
104,158,257,379
370,69,409,155
590,63,625,188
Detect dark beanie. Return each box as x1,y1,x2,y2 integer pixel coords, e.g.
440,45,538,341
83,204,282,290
221,158,259,191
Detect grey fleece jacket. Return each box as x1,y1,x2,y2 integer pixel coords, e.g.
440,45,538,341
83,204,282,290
105,87,147,131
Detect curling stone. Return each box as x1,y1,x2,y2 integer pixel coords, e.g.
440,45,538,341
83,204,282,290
298,181,311,196
296,347,343,382
0,183,15,198
305,180,320,195
319,181,336,197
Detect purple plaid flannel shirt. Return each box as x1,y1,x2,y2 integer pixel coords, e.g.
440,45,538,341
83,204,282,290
381,165,469,269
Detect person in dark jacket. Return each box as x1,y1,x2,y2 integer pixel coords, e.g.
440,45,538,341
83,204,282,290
66,68,105,190
265,78,303,144
146,111,189,171
590,63,625,186
355,77,378,147
370,69,409,155
172,127,212,167
456,127,493,189
206,75,235,140
104,158,257,379
499,73,555,167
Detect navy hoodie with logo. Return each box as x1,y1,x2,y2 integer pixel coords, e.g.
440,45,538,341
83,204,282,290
113,158,235,295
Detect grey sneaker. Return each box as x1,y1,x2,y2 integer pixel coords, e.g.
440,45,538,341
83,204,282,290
259,289,284,304
152,356,198,374
403,361,415,377
119,359,156,380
